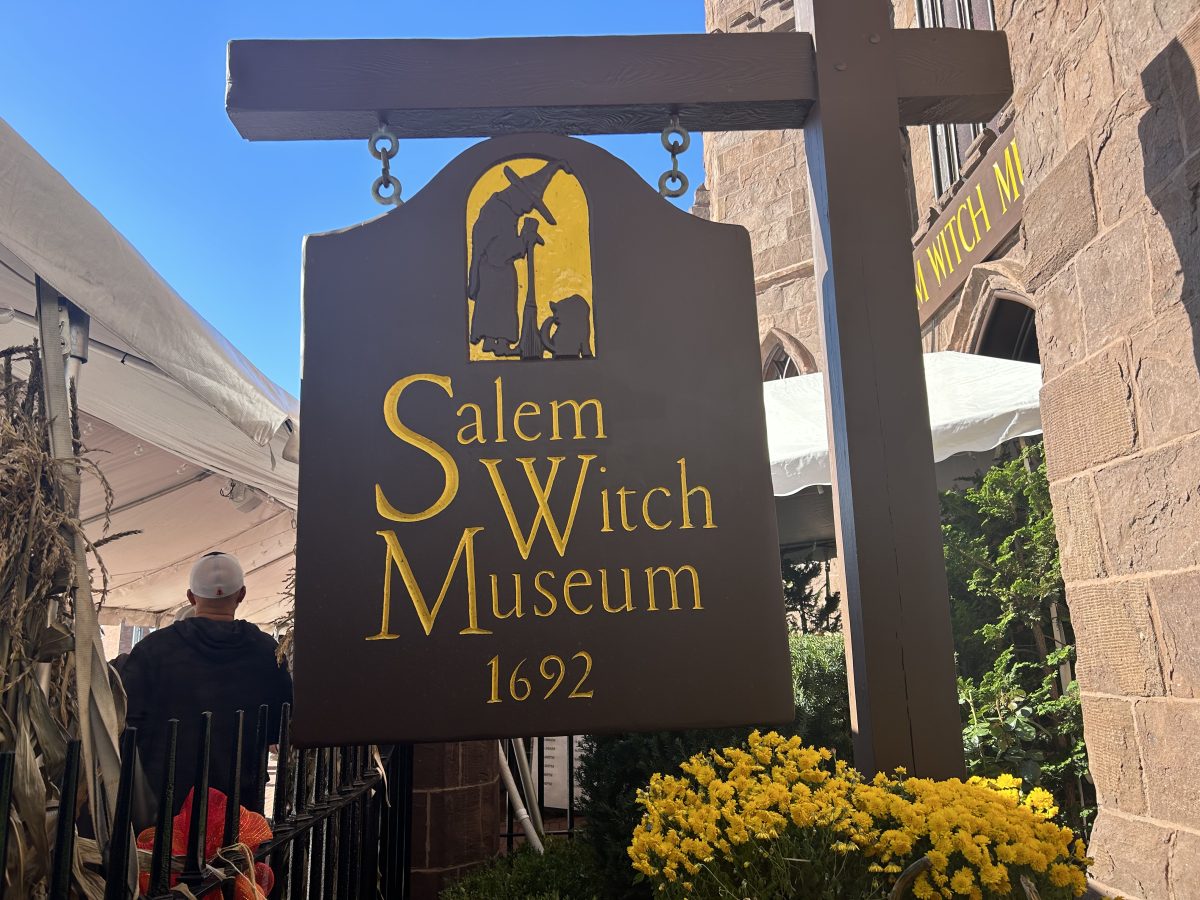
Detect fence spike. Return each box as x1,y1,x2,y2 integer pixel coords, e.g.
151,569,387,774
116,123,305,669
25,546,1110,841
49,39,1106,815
103,728,138,900
254,704,270,814
182,711,212,887
224,709,245,847
272,703,292,824
0,750,14,900
48,740,81,900
148,720,179,895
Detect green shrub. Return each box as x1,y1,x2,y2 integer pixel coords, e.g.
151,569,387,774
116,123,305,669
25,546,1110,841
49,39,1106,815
439,838,601,900
941,445,1095,833
576,632,851,899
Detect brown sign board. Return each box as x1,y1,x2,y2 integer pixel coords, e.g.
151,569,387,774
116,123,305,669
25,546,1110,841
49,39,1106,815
913,129,1025,326
292,133,793,746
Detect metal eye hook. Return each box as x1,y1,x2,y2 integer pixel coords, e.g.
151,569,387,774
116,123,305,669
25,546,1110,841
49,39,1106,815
368,126,403,206
658,114,691,199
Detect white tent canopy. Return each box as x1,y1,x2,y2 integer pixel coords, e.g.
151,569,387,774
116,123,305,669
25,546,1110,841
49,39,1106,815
0,116,299,628
0,117,296,446
766,352,1043,496
767,352,1043,550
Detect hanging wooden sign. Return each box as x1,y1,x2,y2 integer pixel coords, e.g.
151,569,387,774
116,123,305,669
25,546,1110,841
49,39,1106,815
292,132,792,745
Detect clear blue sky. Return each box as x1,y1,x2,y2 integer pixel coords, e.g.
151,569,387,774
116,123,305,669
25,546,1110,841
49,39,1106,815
0,1,706,394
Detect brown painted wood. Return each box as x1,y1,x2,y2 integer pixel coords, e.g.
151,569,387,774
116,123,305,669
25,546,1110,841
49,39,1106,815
894,28,1012,125
226,34,817,140
797,0,965,779
225,30,1012,141
292,133,794,745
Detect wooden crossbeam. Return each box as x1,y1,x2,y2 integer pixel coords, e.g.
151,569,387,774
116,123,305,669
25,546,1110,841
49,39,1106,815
225,30,1010,141
893,28,1013,125
226,34,816,140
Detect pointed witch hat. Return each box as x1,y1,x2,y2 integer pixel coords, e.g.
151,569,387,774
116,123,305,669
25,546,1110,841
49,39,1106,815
503,160,571,225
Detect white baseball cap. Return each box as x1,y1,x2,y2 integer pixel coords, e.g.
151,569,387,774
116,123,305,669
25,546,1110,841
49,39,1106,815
189,552,245,600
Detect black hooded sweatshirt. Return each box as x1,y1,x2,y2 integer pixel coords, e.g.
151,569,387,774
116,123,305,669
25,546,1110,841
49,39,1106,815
121,617,292,819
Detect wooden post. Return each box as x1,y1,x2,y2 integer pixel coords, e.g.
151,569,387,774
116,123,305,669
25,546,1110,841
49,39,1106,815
797,0,963,777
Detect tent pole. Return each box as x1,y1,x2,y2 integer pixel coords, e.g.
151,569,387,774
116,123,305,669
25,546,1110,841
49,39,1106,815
35,289,89,694
35,279,127,867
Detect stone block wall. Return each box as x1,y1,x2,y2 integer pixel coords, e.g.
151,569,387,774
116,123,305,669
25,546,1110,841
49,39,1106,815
999,3,1200,897
702,0,822,370
409,741,500,898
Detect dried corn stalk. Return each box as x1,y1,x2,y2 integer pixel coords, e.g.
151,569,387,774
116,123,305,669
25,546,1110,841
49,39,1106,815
0,344,124,898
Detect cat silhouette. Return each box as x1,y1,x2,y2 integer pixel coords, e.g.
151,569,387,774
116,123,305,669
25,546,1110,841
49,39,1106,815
539,294,593,359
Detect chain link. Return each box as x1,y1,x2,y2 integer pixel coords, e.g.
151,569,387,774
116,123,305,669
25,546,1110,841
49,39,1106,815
369,127,403,206
658,115,690,199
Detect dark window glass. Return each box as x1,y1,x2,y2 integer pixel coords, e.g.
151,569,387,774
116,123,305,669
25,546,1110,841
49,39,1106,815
977,297,1040,364
916,0,997,198
764,345,800,381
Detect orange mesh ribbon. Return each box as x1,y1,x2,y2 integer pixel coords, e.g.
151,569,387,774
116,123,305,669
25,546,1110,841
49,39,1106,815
136,788,274,899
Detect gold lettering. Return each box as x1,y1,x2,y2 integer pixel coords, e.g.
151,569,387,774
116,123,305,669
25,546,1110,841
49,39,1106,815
925,241,950,286
533,570,558,617
599,567,634,613
941,219,962,267
563,569,594,615
600,488,614,533
993,140,1025,214
490,573,524,620
456,402,485,445
367,527,487,640
549,398,606,441
481,455,596,558
645,565,702,612
678,458,716,529
494,376,506,443
642,486,673,530
616,487,638,532
513,401,542,441
955,203,977,253
376,374,459,523
968,183,991,236
914,259,930,304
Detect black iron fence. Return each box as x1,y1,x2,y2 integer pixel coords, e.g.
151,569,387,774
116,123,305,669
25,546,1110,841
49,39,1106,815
0,704,413,900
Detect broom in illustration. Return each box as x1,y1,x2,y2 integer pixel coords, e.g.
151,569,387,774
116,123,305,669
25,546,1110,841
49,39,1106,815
517,217,546,360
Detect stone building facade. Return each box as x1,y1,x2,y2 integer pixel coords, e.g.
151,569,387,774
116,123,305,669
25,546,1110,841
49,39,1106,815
701,1,1200,897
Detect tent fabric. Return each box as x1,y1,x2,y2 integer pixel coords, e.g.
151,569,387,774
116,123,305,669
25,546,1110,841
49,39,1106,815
0,115,297,446
0,117,299,626
0,310,297,627
765,352,1043,496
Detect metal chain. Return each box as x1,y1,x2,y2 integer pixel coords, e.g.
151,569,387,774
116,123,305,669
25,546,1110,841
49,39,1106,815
658,115,690,199
369,126,403,206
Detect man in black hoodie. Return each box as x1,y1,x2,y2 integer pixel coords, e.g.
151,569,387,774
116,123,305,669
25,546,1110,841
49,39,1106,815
122,551,293,816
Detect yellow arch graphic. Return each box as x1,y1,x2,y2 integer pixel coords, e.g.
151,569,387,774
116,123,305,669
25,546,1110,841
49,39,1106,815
465,157,595,361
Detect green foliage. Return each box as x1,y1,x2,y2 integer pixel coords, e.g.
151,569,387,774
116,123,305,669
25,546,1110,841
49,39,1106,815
576,632,851,899
439,838,600,900
941,445,1095,833
958,645,1092,833
781,556,841,633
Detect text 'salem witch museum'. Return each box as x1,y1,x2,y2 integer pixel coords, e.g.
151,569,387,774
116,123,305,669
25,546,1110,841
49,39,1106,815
294,132,793,746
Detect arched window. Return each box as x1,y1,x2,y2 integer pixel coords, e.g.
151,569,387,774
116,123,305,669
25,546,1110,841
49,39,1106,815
976,293,1039,363
765,344,801,381
761,329,818,382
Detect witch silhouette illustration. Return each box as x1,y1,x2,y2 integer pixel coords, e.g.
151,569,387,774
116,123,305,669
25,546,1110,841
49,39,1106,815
467,160,571,357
